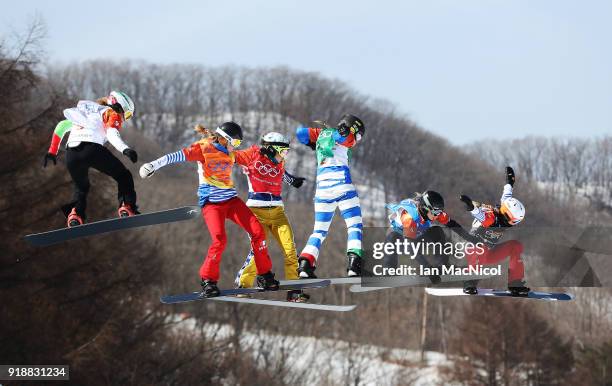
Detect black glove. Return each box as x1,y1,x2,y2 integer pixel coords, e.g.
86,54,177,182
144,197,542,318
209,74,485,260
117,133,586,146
459,194,475,211
260,146,278,163
43,153,57,168
306,141,316,151
505,166,515,186
123,148,138,163
291,176,306,188
283,172,306,188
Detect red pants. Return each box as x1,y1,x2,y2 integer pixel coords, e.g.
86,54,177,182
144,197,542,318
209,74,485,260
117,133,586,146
200,197,272,281
467,239,525,283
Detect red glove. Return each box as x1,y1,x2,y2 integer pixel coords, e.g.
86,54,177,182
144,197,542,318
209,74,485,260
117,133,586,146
436,211,450,225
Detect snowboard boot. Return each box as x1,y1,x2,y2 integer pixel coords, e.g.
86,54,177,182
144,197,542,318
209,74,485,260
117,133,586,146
287,290,310,303
67,208,84,228
463,280,478,295
118,202,140,218
256,271,280,291
298,257,317,278
200,279,221,298
508,280,530,297
346,252,362,277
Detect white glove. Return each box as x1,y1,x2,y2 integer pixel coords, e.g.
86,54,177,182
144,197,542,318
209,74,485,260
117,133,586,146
139,163,156,179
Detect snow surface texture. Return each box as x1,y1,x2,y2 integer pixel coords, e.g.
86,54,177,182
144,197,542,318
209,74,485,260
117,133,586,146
171,316,450,385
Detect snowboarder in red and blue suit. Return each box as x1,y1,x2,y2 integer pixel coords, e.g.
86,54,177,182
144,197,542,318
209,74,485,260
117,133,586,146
458,166,529,296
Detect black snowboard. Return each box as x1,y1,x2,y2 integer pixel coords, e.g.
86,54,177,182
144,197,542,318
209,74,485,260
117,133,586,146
25,206,201,247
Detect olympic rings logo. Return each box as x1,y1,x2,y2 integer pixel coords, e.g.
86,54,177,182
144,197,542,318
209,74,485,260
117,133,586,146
208,160,231,173
254,161,280,177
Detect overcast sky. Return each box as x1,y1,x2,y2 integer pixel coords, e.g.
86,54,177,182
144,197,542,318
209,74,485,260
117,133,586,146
2,0,611,144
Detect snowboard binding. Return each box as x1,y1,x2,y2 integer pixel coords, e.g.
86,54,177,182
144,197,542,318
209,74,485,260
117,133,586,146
298,257,317,278
508,280,530,297
256,271,280,291
200,279,221,298
346,252,362,277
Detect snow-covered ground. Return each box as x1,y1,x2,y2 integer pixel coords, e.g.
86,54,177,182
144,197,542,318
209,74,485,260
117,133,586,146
535,180,612,208
171,316,451,386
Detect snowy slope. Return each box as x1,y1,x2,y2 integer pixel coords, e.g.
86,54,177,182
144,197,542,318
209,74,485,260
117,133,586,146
171,317,451,385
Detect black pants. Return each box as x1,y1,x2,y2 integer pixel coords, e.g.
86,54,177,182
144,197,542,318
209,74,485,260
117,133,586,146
64,142,136,218
383,226,449,269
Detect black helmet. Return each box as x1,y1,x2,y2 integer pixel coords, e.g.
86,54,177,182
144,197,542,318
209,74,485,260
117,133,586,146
418,190,445,217
337,114,365,138
215,121,243,147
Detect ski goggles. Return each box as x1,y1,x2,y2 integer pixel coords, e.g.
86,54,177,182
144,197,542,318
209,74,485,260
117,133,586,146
272,145,290,158
428,207,444,216
500,205,521,225
215,127,242,148
349,125,363,142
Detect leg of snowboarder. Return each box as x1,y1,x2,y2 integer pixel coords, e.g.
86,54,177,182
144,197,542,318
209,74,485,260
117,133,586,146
43,91,138,227
457,166,528,295
140,122,279,297
295,115,365,277
231,132,308,302
64,143,138,223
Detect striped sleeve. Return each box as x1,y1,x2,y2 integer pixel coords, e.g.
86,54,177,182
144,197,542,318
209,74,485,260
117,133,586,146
150,150,186,171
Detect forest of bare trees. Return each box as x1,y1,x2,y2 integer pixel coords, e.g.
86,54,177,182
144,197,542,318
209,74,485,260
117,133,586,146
468,136,612,216
2,21,612,385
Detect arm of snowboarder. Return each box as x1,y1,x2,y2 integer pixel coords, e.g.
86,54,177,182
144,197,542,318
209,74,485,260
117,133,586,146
459,194,495,227
296,126,321,151
233,147,256,167
106,127,129,152
400,212,418,239
501,166,515,202
44,120,73,168
139,148,190,178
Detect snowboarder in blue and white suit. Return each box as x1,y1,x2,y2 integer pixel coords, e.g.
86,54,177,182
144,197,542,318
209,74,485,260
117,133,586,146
295,114,365,278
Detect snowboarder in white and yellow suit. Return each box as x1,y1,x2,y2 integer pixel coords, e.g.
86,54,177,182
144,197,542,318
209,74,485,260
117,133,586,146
233,132,308,302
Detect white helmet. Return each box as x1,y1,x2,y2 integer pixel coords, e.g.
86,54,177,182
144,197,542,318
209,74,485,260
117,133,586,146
500,197,525,225
261,132,290,146
109,91,135,120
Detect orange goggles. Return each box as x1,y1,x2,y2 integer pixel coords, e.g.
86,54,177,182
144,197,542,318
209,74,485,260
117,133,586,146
500,205,520,224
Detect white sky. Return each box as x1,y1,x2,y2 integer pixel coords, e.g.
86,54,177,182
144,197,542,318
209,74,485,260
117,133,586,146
2,0,611,144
